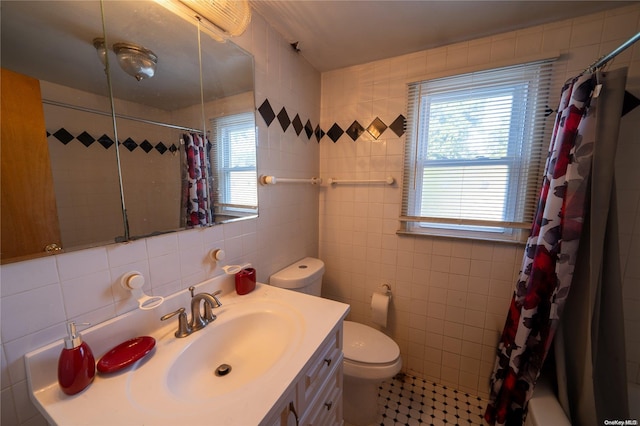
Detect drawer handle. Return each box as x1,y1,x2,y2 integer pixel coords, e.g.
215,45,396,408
289,401,299,425
324,401,333,410
323,358,331,367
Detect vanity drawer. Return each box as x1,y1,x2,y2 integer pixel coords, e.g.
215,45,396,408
299,355,343,426
297,323,343,412
263,387,298,426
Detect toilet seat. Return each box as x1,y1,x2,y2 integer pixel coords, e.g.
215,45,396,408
343,321,400,364
342,321,402,380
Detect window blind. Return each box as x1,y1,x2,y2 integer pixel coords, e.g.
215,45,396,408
209,112,257,214
400,60,555,243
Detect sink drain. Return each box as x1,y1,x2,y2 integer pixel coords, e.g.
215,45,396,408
215,364,232,376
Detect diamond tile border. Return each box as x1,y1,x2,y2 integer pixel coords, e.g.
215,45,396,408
76,131,95,147
367,117,388,140
277,107,291,131
51,99,407,154
52,128,74,145
140,140,154,153
389,114,406,137
257,97,405,143
346,120,365,141
258,99,276,126
292,114,304,136
98,134,115,149
327,123,344,143
304,120,314,139
48,128,177,155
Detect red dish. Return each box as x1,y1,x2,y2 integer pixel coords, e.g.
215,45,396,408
97,336,155,374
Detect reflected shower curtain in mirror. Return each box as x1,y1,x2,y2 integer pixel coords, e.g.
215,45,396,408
484,69,628,425
183,132,213,226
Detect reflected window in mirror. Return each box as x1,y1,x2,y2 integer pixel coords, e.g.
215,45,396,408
210,112,257,221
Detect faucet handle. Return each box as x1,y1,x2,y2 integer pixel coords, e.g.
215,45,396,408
210,289,223,307
160,307,191,338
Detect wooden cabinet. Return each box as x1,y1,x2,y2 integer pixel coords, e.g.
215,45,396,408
263,322,344,426
1,68,61,262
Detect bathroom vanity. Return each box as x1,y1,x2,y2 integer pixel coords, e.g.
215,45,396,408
264,323,344,425
25,274,349,425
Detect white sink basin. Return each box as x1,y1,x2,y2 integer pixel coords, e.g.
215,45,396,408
127,299,304,414
166,307,302,400
25,276,349,425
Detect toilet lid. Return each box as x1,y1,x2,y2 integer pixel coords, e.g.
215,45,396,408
343,321,400,364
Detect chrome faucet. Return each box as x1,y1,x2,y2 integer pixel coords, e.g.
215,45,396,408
160,288,222,338
160,307,192,338
188,286,222,332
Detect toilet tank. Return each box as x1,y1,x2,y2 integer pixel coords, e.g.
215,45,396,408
269,257,325,296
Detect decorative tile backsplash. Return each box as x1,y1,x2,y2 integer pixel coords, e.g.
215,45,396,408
257,98,405,143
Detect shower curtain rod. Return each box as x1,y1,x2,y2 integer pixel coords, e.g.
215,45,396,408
582,31,640,75
42,99,205,134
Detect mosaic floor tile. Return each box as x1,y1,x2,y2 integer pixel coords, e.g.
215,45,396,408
348,375,487,426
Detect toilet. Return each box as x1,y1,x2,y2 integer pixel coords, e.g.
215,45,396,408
270,257,402,426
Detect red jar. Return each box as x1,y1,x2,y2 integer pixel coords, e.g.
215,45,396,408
235,267,256,295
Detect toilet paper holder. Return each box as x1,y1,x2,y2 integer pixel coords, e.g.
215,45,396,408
371,284,392,328
380,283,391,296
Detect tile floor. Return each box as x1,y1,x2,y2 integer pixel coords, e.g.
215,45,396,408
372,375,488,426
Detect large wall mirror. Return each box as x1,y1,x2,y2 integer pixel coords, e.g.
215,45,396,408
1,0,257,264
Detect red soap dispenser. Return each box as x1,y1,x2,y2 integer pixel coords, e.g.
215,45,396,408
57,322,95,395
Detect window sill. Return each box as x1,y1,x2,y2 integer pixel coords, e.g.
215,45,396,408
395,229,528,245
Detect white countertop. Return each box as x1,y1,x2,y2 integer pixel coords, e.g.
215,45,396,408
25,274,349,425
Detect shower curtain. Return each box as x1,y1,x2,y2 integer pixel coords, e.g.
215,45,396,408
183,132,213,226
484,68,629,425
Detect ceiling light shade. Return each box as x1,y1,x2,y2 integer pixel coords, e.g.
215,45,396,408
93,38,107,66
112,42,158,81
93,38,158,81
179,0,251,37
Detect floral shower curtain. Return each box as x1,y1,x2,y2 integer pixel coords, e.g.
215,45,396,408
485,68,629,425
183,132,213,226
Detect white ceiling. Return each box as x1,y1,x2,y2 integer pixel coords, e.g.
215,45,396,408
250,1,635,72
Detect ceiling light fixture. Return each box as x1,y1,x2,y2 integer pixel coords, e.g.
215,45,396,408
178,0,251,37
113,42,158,81
152,1,251,42
93,38,158,81
93,38,108,66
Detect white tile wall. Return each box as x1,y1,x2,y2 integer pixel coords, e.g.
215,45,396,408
42,85,120,237
319,3,640,399
0,11,321,425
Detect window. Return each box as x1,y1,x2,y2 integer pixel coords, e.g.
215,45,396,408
209,112,257,216
400,60,554,243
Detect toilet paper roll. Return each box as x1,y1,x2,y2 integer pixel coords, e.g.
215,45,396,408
371,292,390,327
